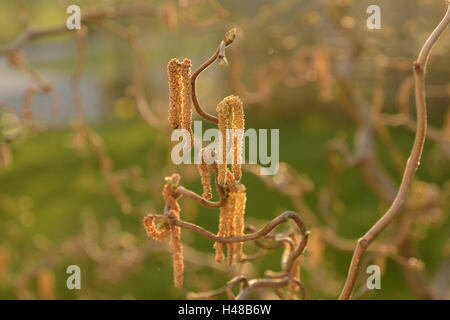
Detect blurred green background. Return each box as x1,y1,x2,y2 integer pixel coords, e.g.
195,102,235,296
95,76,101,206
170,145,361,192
0,0,449,299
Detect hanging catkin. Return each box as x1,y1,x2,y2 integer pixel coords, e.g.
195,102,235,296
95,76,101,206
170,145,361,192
167,59,182,129
217,99,231,186
198,149,212,200
216,95,244,186
143,215,170,241
161,173,184,288
214,201,228,263
180,58,193,141
229,96,244,182
168,209,184,288
213,171,248,266
226,189,237,266
288,233,301,300
233,184,247,262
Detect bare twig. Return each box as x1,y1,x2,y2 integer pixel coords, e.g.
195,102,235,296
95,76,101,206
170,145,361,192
152,210,308,246
175,186,225,209
191,29,236,124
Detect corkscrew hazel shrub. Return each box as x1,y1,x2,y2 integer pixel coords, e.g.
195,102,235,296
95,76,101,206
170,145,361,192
167,58,193,141
167,58,182,129
213,172,247,266
143,215,170,241
144,29,311,298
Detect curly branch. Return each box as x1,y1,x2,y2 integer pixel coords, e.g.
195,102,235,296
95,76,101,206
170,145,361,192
190,29,236,124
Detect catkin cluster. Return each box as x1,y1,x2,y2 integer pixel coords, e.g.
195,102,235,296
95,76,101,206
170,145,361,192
216,95,245,186
214,174,247,266
143,215,170,241
155,51,248,287
197,148,213,200
167,58,193,140
144,173,184,288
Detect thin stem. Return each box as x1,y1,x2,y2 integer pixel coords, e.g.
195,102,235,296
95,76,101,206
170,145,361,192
226,275,249,300
339,2,450,300
152,210,308,245
191,40,229,124
235,277,289,300
175,186,225,209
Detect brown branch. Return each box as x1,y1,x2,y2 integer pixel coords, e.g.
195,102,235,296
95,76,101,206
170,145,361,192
235,277,290,300
152,210,308,245
339,2,450,300
150,207,309,299
191,29,236,124
175,186,225,209
226,275,249,300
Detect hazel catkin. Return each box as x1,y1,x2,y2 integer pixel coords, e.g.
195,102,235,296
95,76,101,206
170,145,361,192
180,59,193,141
216,95,244,186
233,184,247,262
162,174,184,287
168,209,184,288
226,190,236,266
217,99,231,186
229,96,244,182
143,173,185,288
198,149,212,200
214,205,227,263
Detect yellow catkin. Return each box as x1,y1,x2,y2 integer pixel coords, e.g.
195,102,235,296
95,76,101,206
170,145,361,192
168,209,184,288
159,173,184,288
167,59,182,129
180,58,193,141
216,95,245,186
224,172,238,266
217,99,231,186
229,96,244,182
162,174,181,213
233,184,247,262
215,169,237,264
143,215,170,241
198,149,212,200
214,202,228,263
226,190,237,266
